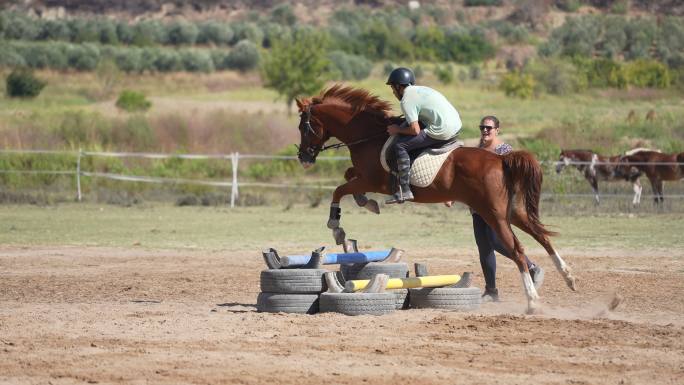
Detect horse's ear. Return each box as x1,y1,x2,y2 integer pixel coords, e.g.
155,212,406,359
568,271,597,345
295,98,305,112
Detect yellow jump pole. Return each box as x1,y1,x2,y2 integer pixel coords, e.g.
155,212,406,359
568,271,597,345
345,274,462,292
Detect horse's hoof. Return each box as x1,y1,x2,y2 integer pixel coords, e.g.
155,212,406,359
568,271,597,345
566,276,578,291
526,303,543,315
365,199,380,214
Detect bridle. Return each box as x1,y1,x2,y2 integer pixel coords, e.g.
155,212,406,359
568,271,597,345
296,105,387,160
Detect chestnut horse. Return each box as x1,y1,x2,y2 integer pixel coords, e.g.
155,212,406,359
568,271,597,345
556,149,643,205
294,85,576,313
615,150,684,204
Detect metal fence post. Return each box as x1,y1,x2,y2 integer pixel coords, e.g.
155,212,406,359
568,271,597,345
76,149,82,202
230,152,239,208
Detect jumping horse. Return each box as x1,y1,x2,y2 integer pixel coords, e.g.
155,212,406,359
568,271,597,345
556,149,643,205
294,85,576,313
615,149,684,205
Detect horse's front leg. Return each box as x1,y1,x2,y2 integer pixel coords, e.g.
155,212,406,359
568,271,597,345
327,178,372,245
344,167,380,214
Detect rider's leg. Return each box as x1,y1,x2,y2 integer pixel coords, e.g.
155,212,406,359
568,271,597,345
386,131,449,204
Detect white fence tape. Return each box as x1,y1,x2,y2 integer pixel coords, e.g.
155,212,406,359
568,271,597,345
1,149,683,205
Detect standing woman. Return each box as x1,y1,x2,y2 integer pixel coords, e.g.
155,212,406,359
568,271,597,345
473,116,544,301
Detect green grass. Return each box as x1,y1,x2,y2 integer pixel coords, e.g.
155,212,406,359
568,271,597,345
0,203,681,254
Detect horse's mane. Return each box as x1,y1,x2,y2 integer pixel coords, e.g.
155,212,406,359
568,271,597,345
311,84,393,117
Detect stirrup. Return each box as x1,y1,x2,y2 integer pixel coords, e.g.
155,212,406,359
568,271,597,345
385,188,414,205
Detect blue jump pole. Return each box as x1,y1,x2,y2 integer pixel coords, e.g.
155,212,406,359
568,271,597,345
281,250,392,267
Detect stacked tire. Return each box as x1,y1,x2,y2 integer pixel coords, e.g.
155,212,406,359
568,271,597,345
338,262,410,311
256,269,327,314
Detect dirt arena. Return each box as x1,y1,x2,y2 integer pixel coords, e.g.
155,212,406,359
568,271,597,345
1,244,682,385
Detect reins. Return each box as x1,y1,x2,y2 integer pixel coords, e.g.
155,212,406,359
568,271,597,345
320,132,387,152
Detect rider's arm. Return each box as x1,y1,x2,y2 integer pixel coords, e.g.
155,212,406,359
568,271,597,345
403,121,420,135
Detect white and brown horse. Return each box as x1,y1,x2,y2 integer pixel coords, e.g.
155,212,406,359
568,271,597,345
615,149,684,205
556,149,643,205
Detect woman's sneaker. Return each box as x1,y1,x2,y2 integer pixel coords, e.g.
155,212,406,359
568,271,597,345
481,287,499,302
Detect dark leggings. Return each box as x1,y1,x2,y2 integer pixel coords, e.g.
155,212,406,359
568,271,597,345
472,213,534,290
394,130,450,160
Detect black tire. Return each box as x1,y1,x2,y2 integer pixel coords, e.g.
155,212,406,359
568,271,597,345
319,292,396,316
256,292,319,314
340,262,409,281
409,287,481,311
391,289,410,310
260,269,327,294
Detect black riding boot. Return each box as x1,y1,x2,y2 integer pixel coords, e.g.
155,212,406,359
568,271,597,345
386,152,414,204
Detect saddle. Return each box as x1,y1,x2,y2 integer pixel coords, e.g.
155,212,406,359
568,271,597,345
380,135,463,188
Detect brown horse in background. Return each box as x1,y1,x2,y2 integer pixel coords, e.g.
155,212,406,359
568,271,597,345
556,149,643,205
294,85,576,313
615,150,684,204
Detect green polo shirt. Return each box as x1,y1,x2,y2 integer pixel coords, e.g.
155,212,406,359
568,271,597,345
401,85,462,140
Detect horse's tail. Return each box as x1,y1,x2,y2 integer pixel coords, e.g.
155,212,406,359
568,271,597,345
502,151,557,237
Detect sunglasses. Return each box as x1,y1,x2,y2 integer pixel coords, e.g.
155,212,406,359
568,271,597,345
479,125,497,131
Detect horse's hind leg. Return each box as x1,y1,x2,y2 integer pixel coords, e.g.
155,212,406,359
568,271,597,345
479,210,541,314
511,209,577,291
632,179,642,206
344,167,380,214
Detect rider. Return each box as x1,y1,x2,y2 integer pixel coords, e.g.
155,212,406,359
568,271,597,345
385,67,462,204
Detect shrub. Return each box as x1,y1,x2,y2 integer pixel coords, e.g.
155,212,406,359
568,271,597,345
114,48,142,72
68,19,100,43
115,90,152,112
6,69,46,98
180,50,215,72
66,43,100,71
2,12,39,40
270,4,297,26
167,20,199,45
197,21,233,45
98,19,119,44
153,50,182,72
231,22,264,46
525,58,587,95
132,20,166,46
469,64,481,80
444,30,495,63
0,44,26,68
116,22,134,44
224,40,260,72
572,57,627,88
623,60,671,88
328,51,372,80
434,64,454,84
499,71,535,98
39,19,71,41
20,43,68,70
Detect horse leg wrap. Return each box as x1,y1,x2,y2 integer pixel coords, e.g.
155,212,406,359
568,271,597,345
327,203,341,229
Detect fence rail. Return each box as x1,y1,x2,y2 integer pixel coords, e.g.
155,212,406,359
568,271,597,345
2,149,683,206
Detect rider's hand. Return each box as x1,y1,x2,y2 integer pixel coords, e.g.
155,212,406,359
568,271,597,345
387,124,401,135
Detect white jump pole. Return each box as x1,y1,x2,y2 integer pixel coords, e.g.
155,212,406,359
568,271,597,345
230,152,239,208
76,148,82,202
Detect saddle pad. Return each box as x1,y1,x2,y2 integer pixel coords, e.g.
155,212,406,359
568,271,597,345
380,135,463,188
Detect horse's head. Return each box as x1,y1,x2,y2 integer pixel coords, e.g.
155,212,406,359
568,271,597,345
295,98,329,168
612,155,638,180
556,151,572,174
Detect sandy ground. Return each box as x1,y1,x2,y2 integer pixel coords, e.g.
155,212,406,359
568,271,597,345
1,245,682,385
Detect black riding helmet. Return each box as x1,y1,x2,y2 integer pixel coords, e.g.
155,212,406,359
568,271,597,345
386,67,415,86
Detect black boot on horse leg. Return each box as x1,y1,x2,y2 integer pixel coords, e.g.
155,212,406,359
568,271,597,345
327,203,347,245
386,151,414,204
